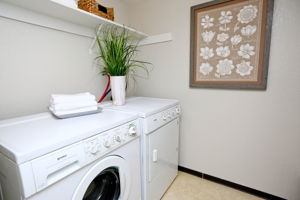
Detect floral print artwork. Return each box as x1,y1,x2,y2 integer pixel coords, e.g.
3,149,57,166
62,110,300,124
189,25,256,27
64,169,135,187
202,31,215,43
219,11,232,32
241,25,257,37
217,33,229,42
237,5,258,24
230,34,242,46
216,46,231,58
199,63,213,75
238,44,255,59
201,15,214,29
216,59,234,76
236,60,254,76
219,11,233,24
200,47,214,60
195,0,262,82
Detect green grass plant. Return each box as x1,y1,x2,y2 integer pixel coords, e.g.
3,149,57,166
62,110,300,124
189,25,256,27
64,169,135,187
96,26,150,77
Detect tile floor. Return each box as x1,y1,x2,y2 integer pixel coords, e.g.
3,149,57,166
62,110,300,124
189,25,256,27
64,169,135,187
161,172,264,200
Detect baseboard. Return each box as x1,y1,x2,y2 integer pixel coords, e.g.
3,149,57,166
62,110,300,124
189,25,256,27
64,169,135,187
178,166,286,200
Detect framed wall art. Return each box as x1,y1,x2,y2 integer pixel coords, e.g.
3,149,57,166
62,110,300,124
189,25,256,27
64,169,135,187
190,0,274,89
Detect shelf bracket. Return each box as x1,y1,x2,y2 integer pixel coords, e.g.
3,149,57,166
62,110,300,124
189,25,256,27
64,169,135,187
89,24,104,54
139,33,173,46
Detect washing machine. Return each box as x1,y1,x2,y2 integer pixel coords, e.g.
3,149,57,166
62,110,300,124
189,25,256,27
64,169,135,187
101,97,181,200
0,109,141,200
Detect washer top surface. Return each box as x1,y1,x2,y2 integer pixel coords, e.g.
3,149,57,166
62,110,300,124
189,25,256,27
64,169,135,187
101,97,179,118
0,110,138,164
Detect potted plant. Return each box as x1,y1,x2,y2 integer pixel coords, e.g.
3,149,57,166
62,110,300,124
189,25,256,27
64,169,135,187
96,26,149,106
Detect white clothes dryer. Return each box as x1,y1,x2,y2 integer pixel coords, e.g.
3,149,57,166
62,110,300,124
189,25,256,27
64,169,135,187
0,110,141,200
101,97,181,200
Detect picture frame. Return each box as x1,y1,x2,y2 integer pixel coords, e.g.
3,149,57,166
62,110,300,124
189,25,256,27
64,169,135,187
189,0,274,89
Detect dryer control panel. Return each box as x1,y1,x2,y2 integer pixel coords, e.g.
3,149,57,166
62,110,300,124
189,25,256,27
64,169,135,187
142,105,181,134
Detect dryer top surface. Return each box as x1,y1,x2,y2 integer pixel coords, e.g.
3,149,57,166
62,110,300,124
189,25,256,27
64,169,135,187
101,97,179,118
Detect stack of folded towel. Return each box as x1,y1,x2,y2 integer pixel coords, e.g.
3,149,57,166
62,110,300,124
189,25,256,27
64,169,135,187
49,92,98,116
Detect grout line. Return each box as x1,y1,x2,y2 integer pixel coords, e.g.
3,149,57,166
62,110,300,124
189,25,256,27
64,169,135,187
178,166,286,200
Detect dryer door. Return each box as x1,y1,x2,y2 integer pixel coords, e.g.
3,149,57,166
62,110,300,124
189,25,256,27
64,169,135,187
72,156,131,200
147,118,179,200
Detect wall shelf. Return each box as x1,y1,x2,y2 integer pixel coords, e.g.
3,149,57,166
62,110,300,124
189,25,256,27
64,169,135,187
0,0,172,46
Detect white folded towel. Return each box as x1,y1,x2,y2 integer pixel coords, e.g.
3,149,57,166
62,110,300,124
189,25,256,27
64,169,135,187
51,92,96,104
50,100,97,111
49,93,98,117
49,105,98,116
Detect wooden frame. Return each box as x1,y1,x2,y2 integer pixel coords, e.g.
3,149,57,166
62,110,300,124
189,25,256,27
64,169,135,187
190,0,274,89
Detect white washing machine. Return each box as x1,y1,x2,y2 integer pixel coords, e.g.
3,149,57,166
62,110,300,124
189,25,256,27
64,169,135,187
101,97,181,200
0,110,141,200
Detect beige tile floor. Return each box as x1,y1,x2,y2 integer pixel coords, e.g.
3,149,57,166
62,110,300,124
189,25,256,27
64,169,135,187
161,172,264,200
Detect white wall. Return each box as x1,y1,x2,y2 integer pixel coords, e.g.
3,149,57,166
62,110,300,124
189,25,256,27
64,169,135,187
1,0,299,199
0,0,130,119
128,0,300,199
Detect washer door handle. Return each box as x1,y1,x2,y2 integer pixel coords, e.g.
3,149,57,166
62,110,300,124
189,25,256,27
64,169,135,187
153,149,158,162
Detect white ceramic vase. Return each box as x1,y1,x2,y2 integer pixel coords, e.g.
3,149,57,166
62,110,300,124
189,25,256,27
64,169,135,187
110,76,126,106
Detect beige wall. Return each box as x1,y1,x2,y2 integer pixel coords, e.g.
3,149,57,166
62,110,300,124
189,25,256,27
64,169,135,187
128,0,300,199
0,1,130,119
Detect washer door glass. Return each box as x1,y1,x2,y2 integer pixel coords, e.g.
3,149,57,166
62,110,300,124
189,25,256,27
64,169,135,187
83,167,120,200
72,156,131,200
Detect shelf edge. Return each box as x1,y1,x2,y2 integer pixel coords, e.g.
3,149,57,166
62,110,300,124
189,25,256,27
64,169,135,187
50,0,148,38
0,1,94,38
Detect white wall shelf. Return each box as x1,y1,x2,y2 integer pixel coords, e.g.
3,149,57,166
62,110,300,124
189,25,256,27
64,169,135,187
0,0,172,46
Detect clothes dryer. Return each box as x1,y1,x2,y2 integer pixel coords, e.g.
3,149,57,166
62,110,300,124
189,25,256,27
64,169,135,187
102,97,181,200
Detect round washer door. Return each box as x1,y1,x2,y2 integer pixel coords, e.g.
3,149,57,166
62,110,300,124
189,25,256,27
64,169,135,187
72,156,131,200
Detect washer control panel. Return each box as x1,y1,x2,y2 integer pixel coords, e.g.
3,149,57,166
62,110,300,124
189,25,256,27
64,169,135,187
143,105,181,134
29,120,139,193
84,120,139,161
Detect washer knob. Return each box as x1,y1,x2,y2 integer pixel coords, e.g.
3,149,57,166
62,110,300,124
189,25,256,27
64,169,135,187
167,112,171,119
103,140,111,148
175,107,181,114
128,124,137,136
90,145,98,154
115,135,122,142
162,114,167,121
